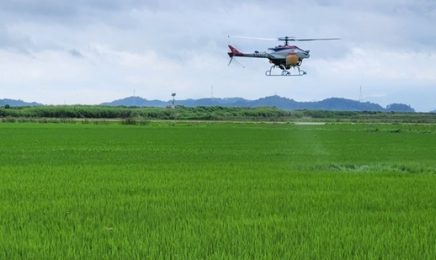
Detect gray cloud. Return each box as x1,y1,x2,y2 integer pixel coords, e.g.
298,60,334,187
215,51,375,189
0,0,153,15
69,49,83,58
0,0,435,111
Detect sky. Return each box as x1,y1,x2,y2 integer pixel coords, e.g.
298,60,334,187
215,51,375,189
0,0,435,111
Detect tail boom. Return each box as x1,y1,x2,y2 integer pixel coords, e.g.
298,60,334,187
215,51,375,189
227,45,269,59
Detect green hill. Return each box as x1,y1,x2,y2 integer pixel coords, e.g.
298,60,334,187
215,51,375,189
101,95,415,112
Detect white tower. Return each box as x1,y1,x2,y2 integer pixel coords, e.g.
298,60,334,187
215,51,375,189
171,93,176,108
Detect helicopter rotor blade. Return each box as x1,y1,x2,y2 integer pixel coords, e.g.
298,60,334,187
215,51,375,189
227,57,233,66
229,35,280,41
227,56,245,68
230,35,339,42
288,38,340,41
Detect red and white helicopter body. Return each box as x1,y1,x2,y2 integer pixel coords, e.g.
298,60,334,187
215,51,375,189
227,36,339,76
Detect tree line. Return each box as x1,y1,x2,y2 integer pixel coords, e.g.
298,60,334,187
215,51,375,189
1,105,435,123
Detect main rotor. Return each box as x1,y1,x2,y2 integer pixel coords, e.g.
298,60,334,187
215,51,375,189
278,36,295,46
278,36,340,46
229,35,340,46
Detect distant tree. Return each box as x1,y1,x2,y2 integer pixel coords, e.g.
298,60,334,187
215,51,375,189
386,103,415,112
4,104,10,109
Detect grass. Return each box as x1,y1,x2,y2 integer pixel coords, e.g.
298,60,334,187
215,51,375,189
0,122,435,258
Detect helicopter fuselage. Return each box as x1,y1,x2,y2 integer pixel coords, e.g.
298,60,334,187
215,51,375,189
227,45,310,66
267,45,310,60
227,35,338,76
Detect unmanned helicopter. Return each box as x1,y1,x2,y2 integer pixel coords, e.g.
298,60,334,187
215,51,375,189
227,36,339,76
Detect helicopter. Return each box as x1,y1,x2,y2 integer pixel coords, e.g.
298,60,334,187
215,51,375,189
227,36,339,76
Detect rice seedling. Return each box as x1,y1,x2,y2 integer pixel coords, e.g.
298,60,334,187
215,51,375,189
0,122,435,258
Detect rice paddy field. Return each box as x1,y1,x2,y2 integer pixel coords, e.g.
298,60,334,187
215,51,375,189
1,121,436,259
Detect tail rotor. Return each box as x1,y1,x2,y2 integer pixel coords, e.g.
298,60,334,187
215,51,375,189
227,45,245,68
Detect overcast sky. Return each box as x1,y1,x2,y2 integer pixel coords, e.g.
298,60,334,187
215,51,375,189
1,0,435,111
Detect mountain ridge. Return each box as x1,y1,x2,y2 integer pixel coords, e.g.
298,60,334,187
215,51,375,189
0,98,42,107
1,96,417,112
101,95,415,112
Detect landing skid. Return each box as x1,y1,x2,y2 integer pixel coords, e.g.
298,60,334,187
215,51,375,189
265,65,307,77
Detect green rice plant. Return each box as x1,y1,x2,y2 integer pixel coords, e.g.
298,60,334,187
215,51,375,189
0,122,435,259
